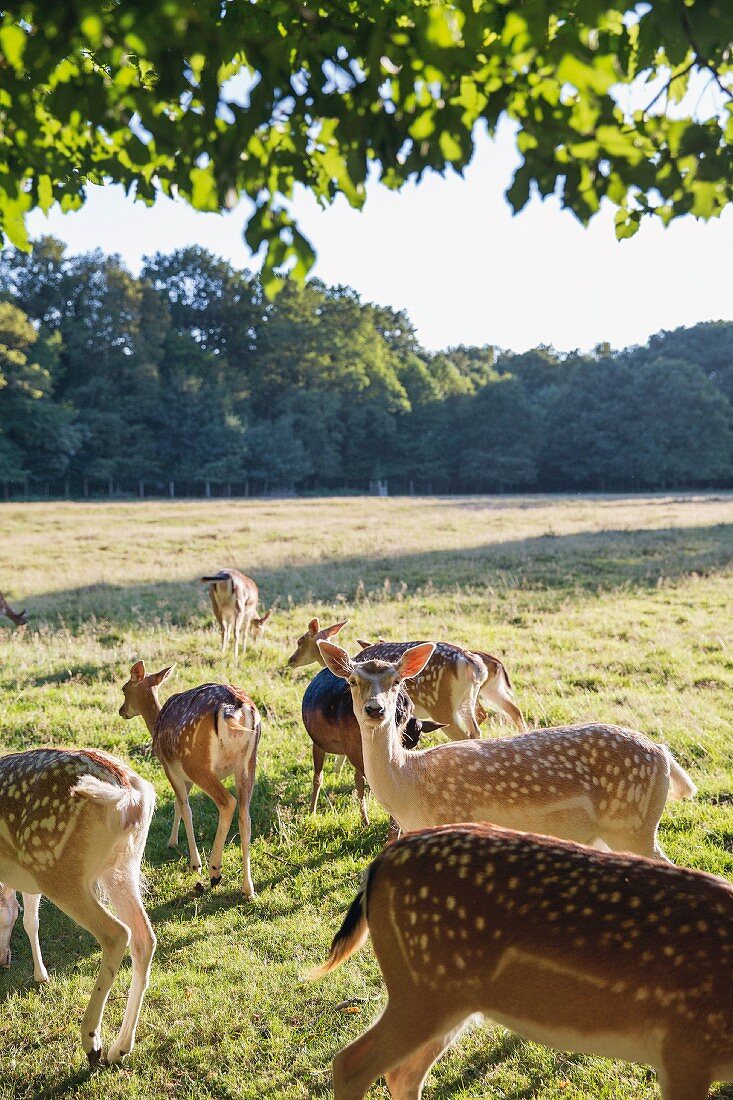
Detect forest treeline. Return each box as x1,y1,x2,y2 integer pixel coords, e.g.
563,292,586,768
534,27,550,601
0,237,731,497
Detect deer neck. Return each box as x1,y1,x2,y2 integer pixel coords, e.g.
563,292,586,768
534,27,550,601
138,690,162,737
359,713,414,822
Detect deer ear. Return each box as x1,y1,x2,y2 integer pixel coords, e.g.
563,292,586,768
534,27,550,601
318,640,353,680
397,643,435,682
420,720,446,734
321,619,348,639
149,663,176,686
356,638,371,650
130,660,146,682
308,618,320,635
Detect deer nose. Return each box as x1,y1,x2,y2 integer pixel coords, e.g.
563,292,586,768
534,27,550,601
364,701,386,718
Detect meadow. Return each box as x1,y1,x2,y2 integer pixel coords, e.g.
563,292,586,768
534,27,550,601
1,492,732,1100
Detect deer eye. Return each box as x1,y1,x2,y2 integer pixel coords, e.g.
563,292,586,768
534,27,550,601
348,676,357,687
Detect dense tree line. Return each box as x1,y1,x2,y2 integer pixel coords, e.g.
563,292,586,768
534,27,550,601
0,237,731,497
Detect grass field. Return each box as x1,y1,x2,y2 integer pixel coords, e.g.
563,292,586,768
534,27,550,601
1,492,733,1100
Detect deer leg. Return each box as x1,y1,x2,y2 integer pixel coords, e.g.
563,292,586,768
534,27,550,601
311,744,326,815
100,868,156,1062
385,1021,469,1100
166,771,202,873
480,684,526,731
44,884,130,1064
354,768,369,826
21,893,48,983
333,1001,456,1100
168,781,192,848
658,1052,711,1100
189,771,236,886
235,753,257,899
334,754,347,776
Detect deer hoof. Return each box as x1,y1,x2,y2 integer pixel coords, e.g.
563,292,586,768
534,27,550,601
86,1046,102,1068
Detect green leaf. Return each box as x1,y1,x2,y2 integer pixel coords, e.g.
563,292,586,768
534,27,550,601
0,23,26,71
37,175,54,215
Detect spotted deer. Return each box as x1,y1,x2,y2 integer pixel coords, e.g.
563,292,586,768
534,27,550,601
0,590,28,628
201,569,274,661
0,748,156,1064
318,641,696,856
312,822,733,1100
287,617,524,738
302,667,441,826
119,661,261,896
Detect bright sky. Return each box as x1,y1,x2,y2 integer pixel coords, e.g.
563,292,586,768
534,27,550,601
26,119,733,355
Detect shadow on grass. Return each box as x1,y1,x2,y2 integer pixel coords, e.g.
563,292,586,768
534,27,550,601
11,522,733,632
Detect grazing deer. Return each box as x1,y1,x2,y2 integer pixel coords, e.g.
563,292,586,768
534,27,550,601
0,748,156,1065
201,569,274,661
318,641,695,857
0,884,48,983
302,668,442,825
119,661,261,896
356,638,526,735
288,618,351,775
312,823,733,1100
0,590,28,628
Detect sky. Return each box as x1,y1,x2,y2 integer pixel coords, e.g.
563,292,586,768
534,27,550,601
25,119,733,355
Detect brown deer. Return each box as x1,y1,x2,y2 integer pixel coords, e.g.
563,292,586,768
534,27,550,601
0,590,28,628
0,747,156,1064
312,822,733,1100
201,569,274,661
302,667,442,825
287,617,525,738
318,640,695,857
119,661,261,896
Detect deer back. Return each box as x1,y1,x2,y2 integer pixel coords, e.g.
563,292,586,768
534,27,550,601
356,640,484,712
153,683,258,763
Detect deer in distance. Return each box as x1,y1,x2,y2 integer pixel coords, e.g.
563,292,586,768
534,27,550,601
0,747,156,1065
201,568,274,661
119,661,261,897
302,666,442,826
312,822,733,1100
287,616,525,739
0,590,28,628
318,640,696,857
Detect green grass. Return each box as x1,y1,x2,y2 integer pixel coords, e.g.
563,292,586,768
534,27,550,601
1,492,733,1099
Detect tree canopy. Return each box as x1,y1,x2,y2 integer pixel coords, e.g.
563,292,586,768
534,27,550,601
1,1,731,289
0,237,731,496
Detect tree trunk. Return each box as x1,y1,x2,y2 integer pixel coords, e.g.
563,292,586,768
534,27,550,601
64,479,70,498
169,480,175,498
83,477,89,499
139,479,145,499
108,477,114,497
226,481,232,497
205,480,211,498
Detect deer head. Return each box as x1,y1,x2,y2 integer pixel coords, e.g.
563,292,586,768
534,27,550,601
319,640,435,727
119,660,176,719
287,618,349,668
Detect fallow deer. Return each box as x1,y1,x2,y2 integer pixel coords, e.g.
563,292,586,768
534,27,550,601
318,641,695,858
288,617,351,774
0,590,28,628
0,884,48,982
356,638,526,735
0,747,156,1064
312,822,733,1100
302,667,441,825
201,569,273,661
119,661,261,896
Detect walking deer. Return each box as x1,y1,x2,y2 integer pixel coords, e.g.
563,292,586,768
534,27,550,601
0,590,28,628
201,569,274,661
318,641,695,857
312,823,733,1100
0,748,156,1064
119,661,261,896
302,668,441,825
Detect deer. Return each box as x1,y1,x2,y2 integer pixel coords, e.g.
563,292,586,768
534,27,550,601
0,747,156,1065
0,590,28,628
287,617,525,739
318,640,696,858
118,660,261,897
302,667,442,826
201,569,274,661
311,822,733,1100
